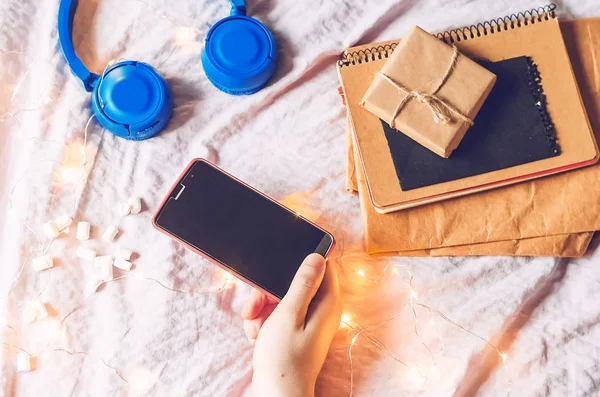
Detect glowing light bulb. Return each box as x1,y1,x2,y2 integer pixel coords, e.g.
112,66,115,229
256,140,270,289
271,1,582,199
407,367,425,381
128,366,154,395
500,353,507,362
356,269,365,277
351,334,359,345
340,313,351,327
410,289,418,300
428,364,441,380
59,166,82,184
174,27,196,42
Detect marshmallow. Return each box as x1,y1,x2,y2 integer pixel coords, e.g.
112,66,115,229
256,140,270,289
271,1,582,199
22,304,38,323
76,221,90,240
114,248,133,261
114,258,132,271
43,221,60,239
102,225,119,243
16,352,32,372
76,246,97,260
22,300,48,323
32,300,48,320
128,197,142,214
97,261,114,281
118,202,131,216
94,255,113,267
32,255,53,272
54,216,72,233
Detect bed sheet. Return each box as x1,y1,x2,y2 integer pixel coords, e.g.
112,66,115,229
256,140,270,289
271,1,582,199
1,0,599,396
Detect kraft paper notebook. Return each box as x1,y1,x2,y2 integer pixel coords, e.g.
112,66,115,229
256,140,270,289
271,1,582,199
337,5,599,214
342,16,600,257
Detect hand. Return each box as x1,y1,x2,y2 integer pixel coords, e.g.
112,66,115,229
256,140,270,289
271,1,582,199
242,253,342,397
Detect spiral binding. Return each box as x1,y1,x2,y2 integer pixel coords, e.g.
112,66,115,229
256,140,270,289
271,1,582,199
338,4,557,67
437,4,556,44
338,43,398,67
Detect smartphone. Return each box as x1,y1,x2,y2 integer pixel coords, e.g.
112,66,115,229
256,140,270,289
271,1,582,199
153,159,335,300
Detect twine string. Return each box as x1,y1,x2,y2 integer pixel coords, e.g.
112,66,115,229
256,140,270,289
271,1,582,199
374,46,474,129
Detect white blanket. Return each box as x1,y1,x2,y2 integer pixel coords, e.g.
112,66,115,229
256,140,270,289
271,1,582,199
1,0,599,396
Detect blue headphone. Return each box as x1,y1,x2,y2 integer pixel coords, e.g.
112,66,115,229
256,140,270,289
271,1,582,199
202,0,278,95
58,0,173,140
58,0,276,140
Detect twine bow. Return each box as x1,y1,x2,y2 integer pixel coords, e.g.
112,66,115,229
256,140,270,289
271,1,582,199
375,45,474,129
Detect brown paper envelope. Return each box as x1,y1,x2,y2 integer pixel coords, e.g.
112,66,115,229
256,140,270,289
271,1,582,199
338,15,599,213
400,233,594,257
350,125,594,257
347,118,594,257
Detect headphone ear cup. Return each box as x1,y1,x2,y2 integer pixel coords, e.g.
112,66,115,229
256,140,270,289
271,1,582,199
92,61,172,140
202,15,277,95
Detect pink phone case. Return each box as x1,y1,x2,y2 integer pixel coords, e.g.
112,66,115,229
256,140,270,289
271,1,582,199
153,158,335,301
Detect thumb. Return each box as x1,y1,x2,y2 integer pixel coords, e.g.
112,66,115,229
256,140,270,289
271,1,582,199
281,253,326,324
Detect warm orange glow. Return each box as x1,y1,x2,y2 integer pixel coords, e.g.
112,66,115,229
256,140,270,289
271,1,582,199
356,269,365,277
174,27,196,42
127,366,154,395
58,166,83,184
224,273,234,284
407,367,424,381
340,313,352,328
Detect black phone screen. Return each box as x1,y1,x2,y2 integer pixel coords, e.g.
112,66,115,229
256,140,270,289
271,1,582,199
154,160,333,299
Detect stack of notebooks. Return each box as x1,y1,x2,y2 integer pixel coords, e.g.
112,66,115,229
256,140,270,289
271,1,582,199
338,6,600,257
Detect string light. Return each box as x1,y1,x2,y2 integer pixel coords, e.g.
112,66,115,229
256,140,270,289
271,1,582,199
0,3,233,391
410,289,418,300
330,225,511,396
1,6,513,394
174,27,197,42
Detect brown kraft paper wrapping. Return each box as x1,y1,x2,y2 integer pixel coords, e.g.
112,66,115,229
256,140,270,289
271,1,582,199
344,18,600,257
360,26,496,158
348,130,593,257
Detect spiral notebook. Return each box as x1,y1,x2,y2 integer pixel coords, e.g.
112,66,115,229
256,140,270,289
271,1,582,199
338,5,599,214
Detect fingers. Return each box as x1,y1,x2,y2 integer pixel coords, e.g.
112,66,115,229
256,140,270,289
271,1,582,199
281,253,327,324
306,258,341,335
243,288,279,342
242,289,269,320
243,302,277,342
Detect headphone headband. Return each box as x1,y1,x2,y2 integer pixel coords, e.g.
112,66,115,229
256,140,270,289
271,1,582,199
229,0,246,15
58,0,98,91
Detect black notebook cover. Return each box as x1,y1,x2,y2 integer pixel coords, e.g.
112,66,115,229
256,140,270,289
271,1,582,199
382,56,559,191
